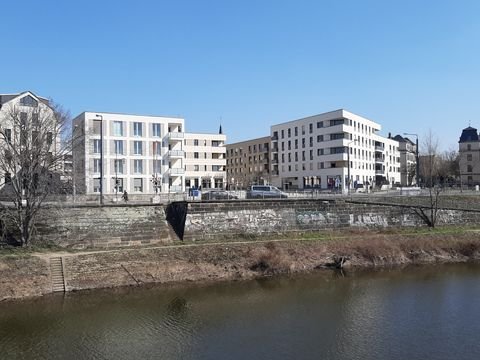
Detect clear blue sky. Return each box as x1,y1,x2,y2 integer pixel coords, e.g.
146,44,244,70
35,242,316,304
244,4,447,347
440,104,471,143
1,0,479,150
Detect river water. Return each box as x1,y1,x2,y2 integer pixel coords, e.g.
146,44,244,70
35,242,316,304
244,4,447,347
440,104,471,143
1,263,480,360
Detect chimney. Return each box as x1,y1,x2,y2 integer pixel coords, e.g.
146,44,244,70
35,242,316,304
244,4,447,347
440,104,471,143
388,132,391,139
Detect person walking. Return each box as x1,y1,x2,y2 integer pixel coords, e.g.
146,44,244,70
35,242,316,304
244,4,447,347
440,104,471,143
122,190,129,203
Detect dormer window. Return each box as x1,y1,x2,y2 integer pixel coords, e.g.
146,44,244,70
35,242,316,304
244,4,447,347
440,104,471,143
19,95,38,107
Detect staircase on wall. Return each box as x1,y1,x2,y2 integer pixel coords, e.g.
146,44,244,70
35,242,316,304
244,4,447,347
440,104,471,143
50,257,66,292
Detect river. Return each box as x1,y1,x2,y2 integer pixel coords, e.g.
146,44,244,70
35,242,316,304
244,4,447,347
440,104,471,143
1,263,480,360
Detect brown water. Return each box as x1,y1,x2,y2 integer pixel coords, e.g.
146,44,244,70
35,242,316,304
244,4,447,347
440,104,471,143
1,263,480,360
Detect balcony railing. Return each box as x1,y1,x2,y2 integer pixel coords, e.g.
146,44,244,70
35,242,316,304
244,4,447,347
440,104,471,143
375,157,384,163
375,169,384,174
168,168,185,175
168,150,185,157
375,145,385,151
169,185,183,192
168,132,184,140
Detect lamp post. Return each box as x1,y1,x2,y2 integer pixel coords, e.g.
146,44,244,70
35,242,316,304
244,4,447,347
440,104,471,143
404,133,419,187
95,114,104,205
346,138,357,194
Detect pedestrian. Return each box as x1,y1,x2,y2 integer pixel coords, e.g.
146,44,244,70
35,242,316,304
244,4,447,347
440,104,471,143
122,190,129,203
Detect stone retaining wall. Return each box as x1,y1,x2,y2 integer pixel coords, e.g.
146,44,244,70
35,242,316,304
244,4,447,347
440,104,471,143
35,204,173,248
181,199,480,241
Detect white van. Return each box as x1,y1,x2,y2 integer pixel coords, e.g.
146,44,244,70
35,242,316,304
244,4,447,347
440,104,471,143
246,185,288,199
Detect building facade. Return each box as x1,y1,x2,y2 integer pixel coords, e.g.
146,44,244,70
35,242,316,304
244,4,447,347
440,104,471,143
0,91,61,190
184,132,226,190
270,109,400,190
458,126,480,186
73,112,186,195
72,112,227,195
393,135,417,186
226,136,271,189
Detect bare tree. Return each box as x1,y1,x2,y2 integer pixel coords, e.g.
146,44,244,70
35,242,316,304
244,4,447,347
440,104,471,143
0,99,71,246
414,129,442,228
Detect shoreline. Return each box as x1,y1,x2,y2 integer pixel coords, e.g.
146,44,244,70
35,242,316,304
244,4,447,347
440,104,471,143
2,227,480,302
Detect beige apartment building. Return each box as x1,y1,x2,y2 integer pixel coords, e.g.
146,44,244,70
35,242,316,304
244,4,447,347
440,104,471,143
226,136,271,189
184,132,226,190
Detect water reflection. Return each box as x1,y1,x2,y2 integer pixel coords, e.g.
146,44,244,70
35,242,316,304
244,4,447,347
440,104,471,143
1,264,480,360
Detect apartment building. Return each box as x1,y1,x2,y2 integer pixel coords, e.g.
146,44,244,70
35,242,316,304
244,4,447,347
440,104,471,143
392,135,417,186
458,126,480,186
73,112,185,195
184,132,226,189
0,91,61,190
226,136,271,189
270,109,400,190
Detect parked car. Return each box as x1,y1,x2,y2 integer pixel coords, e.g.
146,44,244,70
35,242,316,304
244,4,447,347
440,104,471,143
201,190,238,200
246,185,288,199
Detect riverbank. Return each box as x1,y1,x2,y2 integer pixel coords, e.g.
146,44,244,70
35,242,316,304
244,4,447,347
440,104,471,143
2,226,480,301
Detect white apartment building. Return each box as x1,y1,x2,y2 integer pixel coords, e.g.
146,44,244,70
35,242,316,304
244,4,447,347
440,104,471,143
73,112,186,195
184,132,227,189
270,109,400,190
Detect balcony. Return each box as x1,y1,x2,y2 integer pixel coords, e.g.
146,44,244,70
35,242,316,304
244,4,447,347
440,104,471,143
167,150,185,158
375,157,384,163
168,168,185,175
375,169,384,175
168,132,184,140
169,185,183,192
375,145,385,151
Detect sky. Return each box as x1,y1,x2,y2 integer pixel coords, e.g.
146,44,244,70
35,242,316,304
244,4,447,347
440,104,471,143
1,0,479,150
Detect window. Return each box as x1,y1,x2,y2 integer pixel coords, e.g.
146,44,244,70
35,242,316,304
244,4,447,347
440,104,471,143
114,159,124,174
317,149,324,156
93,139,101,153
20,95,38,107
467,144,472,151
113,121,124,136
152,123,161,137
114,178,124,193
153,160,161,173
153,142,162,155
467,154,473,161
317,135,324,142
133,141,143,155
194,139,199,146
20,112,27,127
317,121,323,128
133,178,143,192
93,178,101,193
133,122,143,136
281,130,285,139
295,127,298,136
212,165,222,171
5,129,12,143
330,119,344,126
114,140,124,155
467,165,473,173
288,129,291,137
194,152,199,159
295,139,298,149
46,132,53,146
212,140,220,147
134,160,143,174
309,123,313,133
93,159,102,173
194,165,199,171
5,172,11,184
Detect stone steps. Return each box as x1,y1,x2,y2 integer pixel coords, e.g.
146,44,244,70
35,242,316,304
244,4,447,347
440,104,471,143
50,257,65,293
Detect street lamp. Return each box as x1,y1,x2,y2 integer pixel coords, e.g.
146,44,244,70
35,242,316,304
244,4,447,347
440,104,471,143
95,114,104,205
404,133,419,187
346,137,357,194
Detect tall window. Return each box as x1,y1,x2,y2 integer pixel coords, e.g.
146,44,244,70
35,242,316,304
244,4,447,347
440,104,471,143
93,139,101,153
194,152,199,159
114,159,124,174
133,178,143,192
134,159,143,174
113,121,124,136
153,160,161,173
133,122,143,136
5,129,12,143
153,142,162,155
114,140,124,155
152,123,161,137
93,178,101,193
93,159,102,173
194,139,199,146
133,141,143,155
